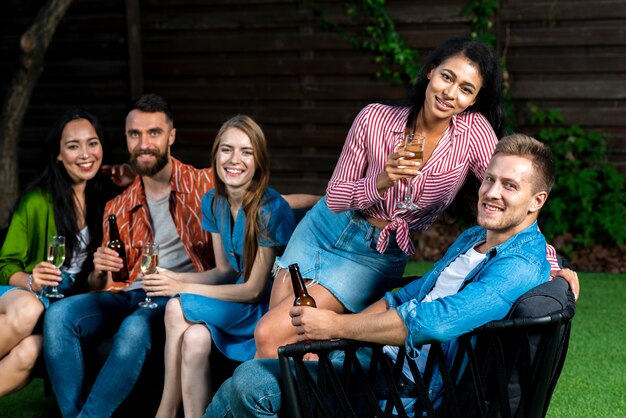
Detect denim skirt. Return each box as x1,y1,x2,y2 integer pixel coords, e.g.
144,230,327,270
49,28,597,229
275,197,407,312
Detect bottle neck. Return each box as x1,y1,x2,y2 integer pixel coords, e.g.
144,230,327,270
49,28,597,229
289,267,307,296
109,219,121,241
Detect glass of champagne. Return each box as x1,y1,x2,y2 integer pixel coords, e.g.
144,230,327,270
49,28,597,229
139,242,159,309
396,133,424,211
43,236,66,299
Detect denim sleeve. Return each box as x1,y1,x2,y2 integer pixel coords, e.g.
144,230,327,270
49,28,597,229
384,273,430,309
397,253,549,358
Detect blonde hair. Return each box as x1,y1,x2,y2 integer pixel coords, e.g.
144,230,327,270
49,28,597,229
493,133,556,193
210,115,270,280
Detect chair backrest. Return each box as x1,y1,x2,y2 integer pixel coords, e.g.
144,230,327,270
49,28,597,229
278,278,576,418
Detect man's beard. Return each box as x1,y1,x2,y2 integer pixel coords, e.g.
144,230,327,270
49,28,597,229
129,148,169,176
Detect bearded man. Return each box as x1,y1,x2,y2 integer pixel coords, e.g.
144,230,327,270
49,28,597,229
44,94,215,418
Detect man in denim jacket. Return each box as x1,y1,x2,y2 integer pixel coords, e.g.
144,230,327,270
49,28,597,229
204,133,578,417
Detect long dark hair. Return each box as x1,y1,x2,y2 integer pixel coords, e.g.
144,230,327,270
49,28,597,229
28,108,109,291
210,115,270,280
407,36,506,138
407,37,506,224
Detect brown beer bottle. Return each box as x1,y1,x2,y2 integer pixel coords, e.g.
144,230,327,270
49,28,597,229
288,263,316,307
107,215,129,282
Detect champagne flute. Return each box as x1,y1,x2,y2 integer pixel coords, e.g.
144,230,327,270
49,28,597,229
396,133,424,211
139,242,159,309
43,236,66,299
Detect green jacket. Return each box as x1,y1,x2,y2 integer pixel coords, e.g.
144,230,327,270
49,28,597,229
0,188,57,285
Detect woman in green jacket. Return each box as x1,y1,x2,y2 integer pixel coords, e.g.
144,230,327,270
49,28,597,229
0,108,112,396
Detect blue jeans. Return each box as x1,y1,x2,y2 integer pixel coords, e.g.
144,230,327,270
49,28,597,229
204,349,417,418
205,359,284,418
44,289,168,418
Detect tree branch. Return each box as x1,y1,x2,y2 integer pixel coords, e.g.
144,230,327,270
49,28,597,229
0,0,74,228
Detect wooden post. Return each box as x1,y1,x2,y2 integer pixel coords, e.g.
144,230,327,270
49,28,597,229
126,0,144,100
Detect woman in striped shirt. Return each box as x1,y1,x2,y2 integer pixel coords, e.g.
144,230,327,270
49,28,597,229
254,37,508,358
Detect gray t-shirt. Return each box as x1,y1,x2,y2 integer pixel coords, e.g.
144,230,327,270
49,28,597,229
125,194,196,292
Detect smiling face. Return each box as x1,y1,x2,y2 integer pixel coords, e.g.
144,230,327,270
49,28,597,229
215,127,256,193
424,54,483,121
56,119,103,185
477,154,547,245
125,110,175,176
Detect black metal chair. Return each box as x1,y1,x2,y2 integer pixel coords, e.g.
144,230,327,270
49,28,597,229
278,278,575,418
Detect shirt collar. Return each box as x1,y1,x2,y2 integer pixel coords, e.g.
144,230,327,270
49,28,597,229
125,157,187,211
485,221,542,258
450,111,471,137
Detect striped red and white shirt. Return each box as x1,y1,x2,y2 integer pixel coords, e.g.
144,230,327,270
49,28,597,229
102,158,215,290
326,103,560,270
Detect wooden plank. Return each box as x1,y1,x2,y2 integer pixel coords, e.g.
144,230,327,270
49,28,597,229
142,27,466,54
172,149,339,172
507,53,626,73
181,128,349,147
142,10,312,31
143,57,382,77
144,81,406,101
510,81,626,100
141,3,467,31
143,0,296,5
40,61,127,78
514,106,626,127
266,177,328,195
126,0,144,99
31,83,129,100
142,33,352,53
170,105,364,125
508,25,626,47
501,1,626,21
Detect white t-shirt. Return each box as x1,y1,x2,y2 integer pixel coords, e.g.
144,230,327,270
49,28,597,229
384,243,487,382
65,226,90,275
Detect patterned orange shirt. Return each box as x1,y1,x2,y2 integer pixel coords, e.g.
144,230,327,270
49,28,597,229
102,158,214,290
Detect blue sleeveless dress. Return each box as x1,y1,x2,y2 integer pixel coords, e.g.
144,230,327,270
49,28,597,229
179,187,295,361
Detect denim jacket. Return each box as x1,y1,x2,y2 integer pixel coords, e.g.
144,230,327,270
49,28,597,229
383,221,550,404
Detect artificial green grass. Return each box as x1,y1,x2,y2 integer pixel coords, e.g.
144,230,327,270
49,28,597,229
0,378,57,417
1,266,624,417
546,273,626,418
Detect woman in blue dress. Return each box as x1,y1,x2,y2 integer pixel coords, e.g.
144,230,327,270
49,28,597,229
145,115,295,418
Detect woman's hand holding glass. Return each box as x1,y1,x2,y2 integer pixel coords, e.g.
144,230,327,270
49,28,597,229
395,133,424,210
142,267,184,299
43,235,66,299
379,136,422,205
29,261,63,296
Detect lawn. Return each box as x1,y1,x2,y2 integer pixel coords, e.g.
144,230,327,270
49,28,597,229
1,266,624,417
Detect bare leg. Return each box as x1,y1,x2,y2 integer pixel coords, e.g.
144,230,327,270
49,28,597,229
255,274,345,359
268,268,293,309
156,298,190,418
180,324,213,418
0,334,42,396
0,290,43,358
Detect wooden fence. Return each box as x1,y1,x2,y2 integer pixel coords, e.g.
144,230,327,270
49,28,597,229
1,0,624,195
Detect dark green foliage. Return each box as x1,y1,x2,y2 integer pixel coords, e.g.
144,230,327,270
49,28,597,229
463,0,499,47
531,105,626,252
303,0,419,84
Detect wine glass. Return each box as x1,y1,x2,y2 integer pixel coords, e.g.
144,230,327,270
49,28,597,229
139,242,159,309
43,236,66,299
396,133,425,211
